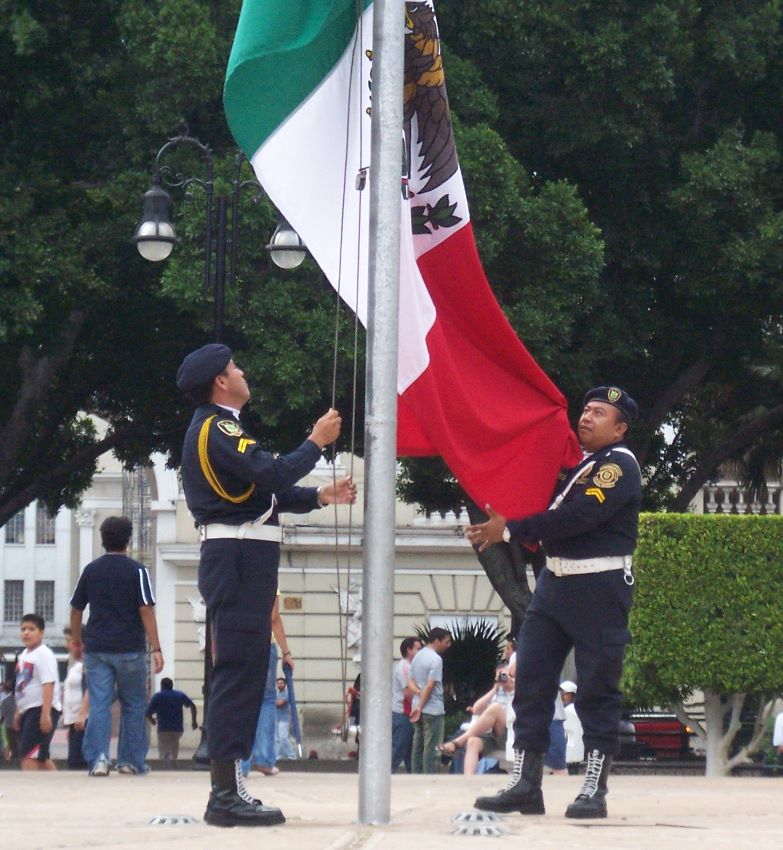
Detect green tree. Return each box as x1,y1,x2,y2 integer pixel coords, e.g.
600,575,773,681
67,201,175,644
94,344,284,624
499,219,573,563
624,514,783,775
404,0,783,624
0,0,359,526
5,1,783,631
436,0,783,510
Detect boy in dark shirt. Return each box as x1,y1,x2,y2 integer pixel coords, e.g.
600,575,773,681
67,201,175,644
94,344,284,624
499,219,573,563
146,678,198,760
70,516,163,776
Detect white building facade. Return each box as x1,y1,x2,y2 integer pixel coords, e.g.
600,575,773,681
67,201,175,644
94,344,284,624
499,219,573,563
1,448,509,752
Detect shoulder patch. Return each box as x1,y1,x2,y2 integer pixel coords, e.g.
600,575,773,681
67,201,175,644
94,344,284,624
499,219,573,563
216,419,243,438
593,462,623,489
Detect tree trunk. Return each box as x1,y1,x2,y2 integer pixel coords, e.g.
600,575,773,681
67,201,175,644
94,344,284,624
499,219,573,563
0,431,120,528
702,690,749,777
632,356,712,466
465,501,533,634
672,403,783,511
0,310,85,490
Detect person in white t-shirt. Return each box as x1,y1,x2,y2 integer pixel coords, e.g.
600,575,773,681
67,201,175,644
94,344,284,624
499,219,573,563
62,634,89,769
13,613,63,770
439,664,515,774
391,636,422,773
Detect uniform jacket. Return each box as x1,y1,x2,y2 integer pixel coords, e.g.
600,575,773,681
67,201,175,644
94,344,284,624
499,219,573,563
508,441,642,559
181,403,321,526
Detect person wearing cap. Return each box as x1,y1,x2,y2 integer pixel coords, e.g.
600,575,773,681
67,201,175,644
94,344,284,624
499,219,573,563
466,385,641,820
176,343,356,827
559,681,585,765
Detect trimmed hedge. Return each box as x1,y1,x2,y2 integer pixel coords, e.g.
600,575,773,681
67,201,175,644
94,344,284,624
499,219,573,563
622,513,783,704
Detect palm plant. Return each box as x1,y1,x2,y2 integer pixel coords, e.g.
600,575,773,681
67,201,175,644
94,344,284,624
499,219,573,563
415,619,504,715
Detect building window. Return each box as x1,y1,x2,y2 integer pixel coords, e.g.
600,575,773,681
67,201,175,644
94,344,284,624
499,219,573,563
35,503,56,545
34,581,55,624
4,510,25,544
3,580,24,623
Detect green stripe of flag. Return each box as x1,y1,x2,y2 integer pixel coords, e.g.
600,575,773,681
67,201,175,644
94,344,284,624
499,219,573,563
224,0,372,157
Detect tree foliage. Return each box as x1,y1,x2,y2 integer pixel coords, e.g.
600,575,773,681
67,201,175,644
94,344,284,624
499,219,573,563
0,1,359,525
434,0,783,511
624,513,783,774
4,1,783,566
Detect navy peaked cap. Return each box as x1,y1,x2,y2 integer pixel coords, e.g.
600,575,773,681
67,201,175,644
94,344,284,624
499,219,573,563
176,343,232,392
584,386,639,423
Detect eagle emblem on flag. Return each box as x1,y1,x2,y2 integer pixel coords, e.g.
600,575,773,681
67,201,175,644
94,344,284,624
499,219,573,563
403,2,458,196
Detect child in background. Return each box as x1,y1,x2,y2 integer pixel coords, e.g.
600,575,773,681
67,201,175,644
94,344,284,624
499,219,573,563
62,633,89,769
13,613,62,770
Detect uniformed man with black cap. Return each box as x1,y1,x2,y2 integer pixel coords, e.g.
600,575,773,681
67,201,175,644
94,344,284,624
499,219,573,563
466,386,641,820
176,343,356,827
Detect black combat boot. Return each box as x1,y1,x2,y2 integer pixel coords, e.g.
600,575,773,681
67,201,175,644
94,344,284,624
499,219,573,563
474,749,545,815
565,749,612,818
203,759,286,827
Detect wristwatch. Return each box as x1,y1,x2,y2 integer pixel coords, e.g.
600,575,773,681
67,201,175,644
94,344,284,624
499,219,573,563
502,527,511,543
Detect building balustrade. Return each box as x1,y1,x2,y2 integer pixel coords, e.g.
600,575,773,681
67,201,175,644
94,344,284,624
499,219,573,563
703,482,781,516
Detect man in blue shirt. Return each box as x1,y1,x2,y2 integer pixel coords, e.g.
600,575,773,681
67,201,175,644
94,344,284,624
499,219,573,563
146,678,198,760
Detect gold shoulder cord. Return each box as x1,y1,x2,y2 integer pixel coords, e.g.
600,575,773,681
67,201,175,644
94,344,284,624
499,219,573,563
197,415,256,504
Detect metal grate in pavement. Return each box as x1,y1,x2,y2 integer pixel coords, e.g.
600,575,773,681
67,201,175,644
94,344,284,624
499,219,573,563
147,814,199,826
451,810,505,836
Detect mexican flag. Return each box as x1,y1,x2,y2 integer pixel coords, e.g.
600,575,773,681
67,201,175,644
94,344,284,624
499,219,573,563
224,0,582,519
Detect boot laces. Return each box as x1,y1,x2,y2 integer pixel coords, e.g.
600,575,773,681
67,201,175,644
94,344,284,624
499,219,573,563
500,749,525,792
234,760,257,804
579,750,604,798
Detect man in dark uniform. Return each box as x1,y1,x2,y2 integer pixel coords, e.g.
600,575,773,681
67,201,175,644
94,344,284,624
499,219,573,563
466,386,641,819
177,343,356,827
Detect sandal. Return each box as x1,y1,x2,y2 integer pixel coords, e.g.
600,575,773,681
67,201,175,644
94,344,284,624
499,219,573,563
438,740,461,756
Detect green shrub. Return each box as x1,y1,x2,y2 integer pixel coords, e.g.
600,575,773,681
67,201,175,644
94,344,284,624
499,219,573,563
623,513,783,703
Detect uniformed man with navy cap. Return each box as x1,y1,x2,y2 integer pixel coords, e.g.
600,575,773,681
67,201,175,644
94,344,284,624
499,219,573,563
177,343,356,827
466,385,642,820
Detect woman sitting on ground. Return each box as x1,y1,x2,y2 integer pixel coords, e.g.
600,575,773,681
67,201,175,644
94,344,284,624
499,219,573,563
439,665,514,775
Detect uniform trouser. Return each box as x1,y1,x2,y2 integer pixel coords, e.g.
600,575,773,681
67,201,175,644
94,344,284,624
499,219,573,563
513,568,633,757
198,538,279,761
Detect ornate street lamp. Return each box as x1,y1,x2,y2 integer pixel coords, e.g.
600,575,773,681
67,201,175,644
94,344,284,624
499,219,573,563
133,129,307,765
267,218,307,270
132,128,306,340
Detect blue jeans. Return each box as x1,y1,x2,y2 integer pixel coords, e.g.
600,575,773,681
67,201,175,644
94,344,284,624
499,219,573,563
241,644,278,773
83,651,149,773
391,711,414,772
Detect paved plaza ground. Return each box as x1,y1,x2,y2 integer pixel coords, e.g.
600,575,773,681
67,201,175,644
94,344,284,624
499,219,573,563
2,769,781,850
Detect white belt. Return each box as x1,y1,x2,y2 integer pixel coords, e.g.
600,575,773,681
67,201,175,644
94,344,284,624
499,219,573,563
547,555,634,585
199,521,282,543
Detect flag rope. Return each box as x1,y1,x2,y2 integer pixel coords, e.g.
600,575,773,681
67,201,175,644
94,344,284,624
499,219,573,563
329,0,367,740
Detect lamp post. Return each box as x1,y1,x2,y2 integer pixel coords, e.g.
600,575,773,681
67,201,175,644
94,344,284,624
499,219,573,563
133,130,307,765
132,128,306,340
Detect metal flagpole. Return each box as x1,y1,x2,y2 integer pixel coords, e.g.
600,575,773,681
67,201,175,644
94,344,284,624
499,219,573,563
358,0,405,826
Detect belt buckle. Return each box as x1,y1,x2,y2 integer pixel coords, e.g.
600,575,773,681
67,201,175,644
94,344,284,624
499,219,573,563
199,525,206,542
